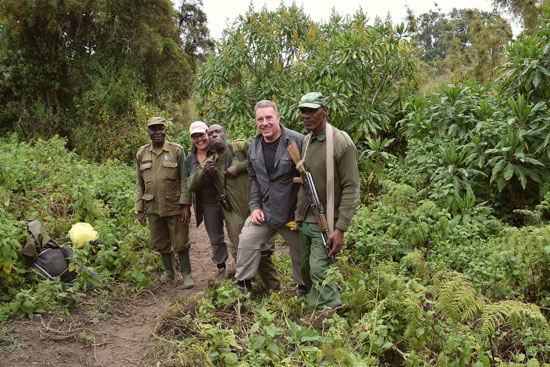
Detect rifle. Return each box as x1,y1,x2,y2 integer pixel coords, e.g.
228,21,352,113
287,141,336,264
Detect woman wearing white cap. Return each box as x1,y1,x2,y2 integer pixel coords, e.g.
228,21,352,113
186,121,228,281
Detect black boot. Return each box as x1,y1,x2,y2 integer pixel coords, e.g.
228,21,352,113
236,279,252,294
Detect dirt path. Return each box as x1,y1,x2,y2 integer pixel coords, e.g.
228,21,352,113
2,219,230,367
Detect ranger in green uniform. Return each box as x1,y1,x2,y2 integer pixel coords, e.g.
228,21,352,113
296,93,360,310
135,117,194,288
188,124,280,290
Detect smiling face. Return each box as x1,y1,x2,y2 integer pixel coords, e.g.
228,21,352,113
299,106,327,136
147,124,167,146
191,132,209,152
255,106,281,143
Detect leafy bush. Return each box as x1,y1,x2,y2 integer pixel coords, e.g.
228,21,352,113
0,135,157,319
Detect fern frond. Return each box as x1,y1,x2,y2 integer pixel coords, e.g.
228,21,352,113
477,300,548,339
433,271,483,322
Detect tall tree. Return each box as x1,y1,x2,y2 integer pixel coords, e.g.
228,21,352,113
492,0,550,33
194,4,416,141
408,8,512,85
0,0,213,162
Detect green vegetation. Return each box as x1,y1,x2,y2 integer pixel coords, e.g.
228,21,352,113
1,1,550,366
0,0,213,163
407,8,513,88
0,136,156,321
195,4,416,141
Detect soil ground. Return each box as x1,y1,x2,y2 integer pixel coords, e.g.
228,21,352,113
1,217,232,367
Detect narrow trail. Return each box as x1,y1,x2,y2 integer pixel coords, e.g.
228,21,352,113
2,219,227,367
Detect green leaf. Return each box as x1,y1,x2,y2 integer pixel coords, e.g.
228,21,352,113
252,336,266,349
249,322,260,334
497,177,506,192
503,163,514,181
266,342,279,355
224,352,239,365
491,160,505,177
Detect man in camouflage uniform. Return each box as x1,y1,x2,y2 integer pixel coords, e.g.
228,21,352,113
135,117,194,288
189,124,280,290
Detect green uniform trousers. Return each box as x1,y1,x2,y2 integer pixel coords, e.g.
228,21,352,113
298,222,341,310
148,214,189,254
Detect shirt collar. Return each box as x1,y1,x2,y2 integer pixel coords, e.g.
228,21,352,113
148,141,169,152
312,129,326,142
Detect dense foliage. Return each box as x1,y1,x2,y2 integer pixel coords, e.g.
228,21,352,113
407,8,513,87
492,0,550,33
0,136,156,321
195,4,416,141
0,0,213,162
151,10,550,367
2,3,550,367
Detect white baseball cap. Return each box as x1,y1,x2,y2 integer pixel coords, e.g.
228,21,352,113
189,121,208,136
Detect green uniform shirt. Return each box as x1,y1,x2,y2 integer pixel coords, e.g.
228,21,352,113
296,125,360,231
187,140,250,220
135,141,191,216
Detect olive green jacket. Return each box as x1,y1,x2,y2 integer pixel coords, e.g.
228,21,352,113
135,141,191,216
187,140,250,220
296,125,360,231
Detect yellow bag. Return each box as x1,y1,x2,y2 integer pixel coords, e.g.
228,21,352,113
68,222,98,248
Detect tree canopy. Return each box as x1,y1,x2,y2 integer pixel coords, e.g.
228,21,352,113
407,8,513,86
0,0,213,161
194,4,416,142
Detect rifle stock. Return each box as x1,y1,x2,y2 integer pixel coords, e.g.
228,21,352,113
287,141,336,264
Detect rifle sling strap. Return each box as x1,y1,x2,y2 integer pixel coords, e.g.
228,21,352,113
302,124,335,233
326,124,335,233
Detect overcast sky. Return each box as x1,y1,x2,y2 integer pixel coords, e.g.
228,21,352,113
200,0,504,40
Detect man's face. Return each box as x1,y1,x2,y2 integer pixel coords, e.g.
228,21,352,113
255,106,281,142
207,125,227,151
191,132,209,151
299,106,327,135
147,124,167,145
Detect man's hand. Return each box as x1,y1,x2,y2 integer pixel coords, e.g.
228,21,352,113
224,165,239,177
326,228,344,257
181,205,191,224
137,211,147,227
203,159,215,175
250,209,265,225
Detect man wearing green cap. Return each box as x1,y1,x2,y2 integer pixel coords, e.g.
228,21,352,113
135,116,194,288
296,92,360,310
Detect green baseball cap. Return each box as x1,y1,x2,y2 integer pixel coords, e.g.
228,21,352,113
298,92,327,108
147,116,167,127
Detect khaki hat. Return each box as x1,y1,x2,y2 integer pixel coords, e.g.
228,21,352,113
189,121,208,136
147,117,167,127
298,92,327,109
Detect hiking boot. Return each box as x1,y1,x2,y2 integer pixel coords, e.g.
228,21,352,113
297,285,308,298
215,265,226,283
178,251,195,289
235,279,251,294
160,271,174,282
160,253,175,282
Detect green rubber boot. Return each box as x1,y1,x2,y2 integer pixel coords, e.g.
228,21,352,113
160,252,175,281
178,251,195,289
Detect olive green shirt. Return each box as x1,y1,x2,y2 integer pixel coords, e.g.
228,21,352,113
187,140,250,219
296,125,360,231
135,141,191,216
